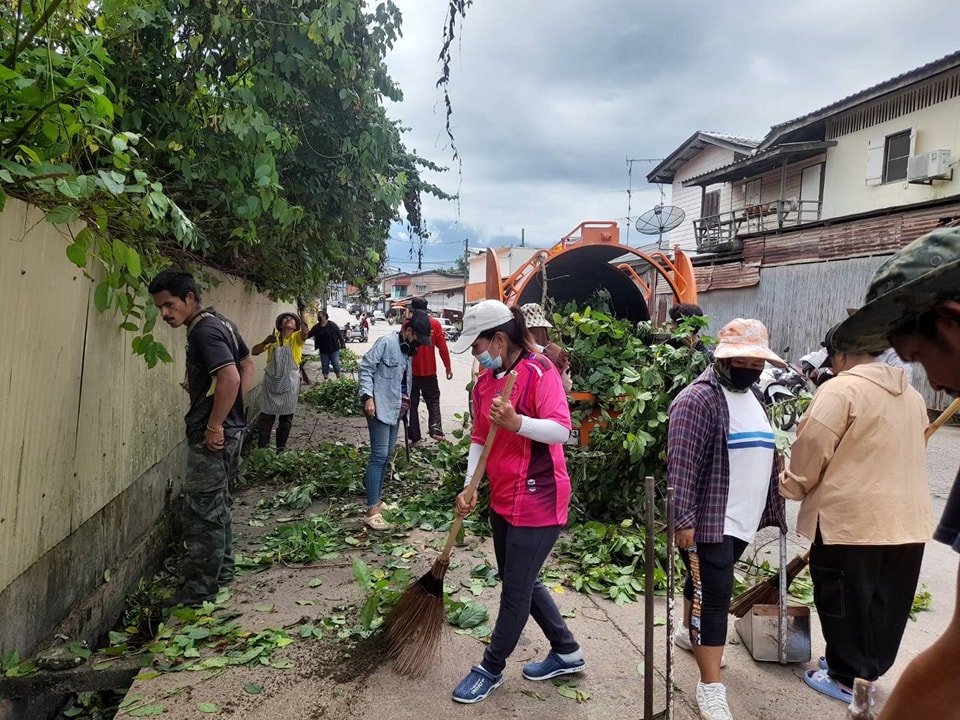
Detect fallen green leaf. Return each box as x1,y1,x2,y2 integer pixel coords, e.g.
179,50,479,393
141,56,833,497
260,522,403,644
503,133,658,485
243,682,263,694
197,702,219,713
126,704,165,717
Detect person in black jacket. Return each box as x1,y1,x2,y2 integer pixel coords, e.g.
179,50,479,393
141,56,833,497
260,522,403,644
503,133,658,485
307,310,346,381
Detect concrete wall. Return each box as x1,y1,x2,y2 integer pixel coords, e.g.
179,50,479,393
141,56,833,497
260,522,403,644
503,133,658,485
0,198,285,665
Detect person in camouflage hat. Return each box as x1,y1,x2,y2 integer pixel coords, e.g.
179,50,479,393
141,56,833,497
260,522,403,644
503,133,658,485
832,226,960,720
832,225,960,354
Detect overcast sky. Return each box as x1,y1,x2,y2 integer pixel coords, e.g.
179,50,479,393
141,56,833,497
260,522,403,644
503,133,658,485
382,1,960,273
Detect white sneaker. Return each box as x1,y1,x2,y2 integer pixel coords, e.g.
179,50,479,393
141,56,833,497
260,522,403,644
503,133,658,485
673,625,726,667
696,681,733,720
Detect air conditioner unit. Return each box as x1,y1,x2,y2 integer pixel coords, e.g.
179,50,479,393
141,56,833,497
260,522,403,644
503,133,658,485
907,150,953,182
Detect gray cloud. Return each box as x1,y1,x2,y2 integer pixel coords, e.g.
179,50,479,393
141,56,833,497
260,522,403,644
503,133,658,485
386,0,960,271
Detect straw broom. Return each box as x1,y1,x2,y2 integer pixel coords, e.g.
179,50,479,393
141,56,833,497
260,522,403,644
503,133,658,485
382,371,518,677
731,396,960,618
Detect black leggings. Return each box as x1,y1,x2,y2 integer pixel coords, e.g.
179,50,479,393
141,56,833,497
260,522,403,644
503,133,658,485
256,413,293,450
679,536,748,646
481,511,579,675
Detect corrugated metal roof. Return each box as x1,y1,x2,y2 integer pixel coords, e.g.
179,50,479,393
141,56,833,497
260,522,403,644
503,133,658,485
760,51,960,149
681,140,836,187
647,131,759,184
701,132,762,147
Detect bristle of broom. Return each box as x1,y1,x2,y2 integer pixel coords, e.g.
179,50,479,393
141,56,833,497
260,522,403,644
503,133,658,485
390,599,445,677
381,558,450,677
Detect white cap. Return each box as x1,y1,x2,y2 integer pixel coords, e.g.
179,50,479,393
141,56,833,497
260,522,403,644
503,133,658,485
449,299,514,354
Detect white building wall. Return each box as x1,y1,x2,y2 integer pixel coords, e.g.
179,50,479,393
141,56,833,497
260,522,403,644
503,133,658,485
822,98,960,219
669,145,744,251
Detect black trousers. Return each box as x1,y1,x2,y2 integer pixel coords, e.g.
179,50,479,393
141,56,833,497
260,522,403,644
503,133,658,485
481,511,579,675
679,536,748,646
256,413,293,450
810,528,924,687
409,374,442,442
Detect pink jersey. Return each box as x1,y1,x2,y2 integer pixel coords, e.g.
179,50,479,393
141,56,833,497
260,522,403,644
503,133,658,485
471,353,572,527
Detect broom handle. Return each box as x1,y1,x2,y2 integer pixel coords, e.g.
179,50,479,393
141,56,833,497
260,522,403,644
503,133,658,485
439,371,518,562
926,397,960,441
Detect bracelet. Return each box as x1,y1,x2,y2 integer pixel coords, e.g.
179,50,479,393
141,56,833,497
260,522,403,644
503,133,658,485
206,424,224,434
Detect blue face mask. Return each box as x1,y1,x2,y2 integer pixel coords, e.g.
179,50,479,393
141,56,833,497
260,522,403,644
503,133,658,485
476,349,502,371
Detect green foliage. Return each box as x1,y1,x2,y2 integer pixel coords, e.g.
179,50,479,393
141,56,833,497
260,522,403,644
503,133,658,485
1,648,37,678
554,306,708,520
339,347,360,373
61,689,127,720
349,558,413,638
142,608,296,672
239,444,366,499
301,378,362,416
236,514,350,569
0,0,450,366
910,583,932,621
555,520,683,605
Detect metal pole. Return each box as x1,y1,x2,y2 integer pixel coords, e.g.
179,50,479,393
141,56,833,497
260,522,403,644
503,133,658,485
779,530,788,664
462,238,469,317
666,485,676,720
644,475,655,720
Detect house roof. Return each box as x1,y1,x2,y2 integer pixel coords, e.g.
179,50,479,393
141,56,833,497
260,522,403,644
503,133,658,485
646,131,760,184
758,51,960,150
682,140,837,186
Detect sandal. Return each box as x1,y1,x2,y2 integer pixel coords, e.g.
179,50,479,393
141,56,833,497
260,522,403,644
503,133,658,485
803,669,852,702
363,513,392,531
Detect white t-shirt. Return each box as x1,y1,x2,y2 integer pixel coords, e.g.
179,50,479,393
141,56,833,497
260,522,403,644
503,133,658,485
722,386,776,543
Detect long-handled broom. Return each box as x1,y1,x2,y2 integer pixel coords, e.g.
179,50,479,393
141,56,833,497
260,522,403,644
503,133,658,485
731,395,960,617
382,371,518,677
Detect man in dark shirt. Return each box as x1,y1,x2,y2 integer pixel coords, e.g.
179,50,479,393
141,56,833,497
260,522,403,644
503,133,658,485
149,269,254,607
832,226,960,720
307,310,346,381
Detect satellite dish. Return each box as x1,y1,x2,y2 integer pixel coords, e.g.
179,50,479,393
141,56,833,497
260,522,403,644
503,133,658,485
635,205,686,247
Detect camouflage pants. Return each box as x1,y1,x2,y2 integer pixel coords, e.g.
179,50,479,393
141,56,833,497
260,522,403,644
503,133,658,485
179,436,240,601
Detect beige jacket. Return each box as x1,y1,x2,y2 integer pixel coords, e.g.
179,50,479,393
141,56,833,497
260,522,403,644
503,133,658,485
780,363,933,545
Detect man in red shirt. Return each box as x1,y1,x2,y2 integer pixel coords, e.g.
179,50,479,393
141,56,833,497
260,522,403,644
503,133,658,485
407,297,454,443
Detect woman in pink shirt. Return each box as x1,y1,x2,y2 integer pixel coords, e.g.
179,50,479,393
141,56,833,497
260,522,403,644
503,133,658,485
448,300,584,704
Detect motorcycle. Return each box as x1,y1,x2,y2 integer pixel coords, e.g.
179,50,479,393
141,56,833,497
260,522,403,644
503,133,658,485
758,350,812,431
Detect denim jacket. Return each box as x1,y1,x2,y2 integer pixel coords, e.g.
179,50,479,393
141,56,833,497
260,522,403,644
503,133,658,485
358,333,412,426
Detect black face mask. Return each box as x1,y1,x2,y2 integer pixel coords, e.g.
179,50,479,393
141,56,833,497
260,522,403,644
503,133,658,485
728,366,763,390
399,338,420,357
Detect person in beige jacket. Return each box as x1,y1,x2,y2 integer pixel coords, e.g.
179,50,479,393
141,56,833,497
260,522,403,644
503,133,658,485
781,325,932,704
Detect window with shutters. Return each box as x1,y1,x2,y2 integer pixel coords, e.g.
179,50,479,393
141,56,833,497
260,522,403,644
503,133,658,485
865,128,915,185
883,130,912,182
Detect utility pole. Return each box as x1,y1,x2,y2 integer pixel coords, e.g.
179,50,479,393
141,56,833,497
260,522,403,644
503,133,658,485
462,237,469,318
521,228,525,247
625,156,665,245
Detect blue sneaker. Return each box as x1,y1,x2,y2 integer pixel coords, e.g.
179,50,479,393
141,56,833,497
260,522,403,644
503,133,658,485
452,665,504,704
522,650,586,681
